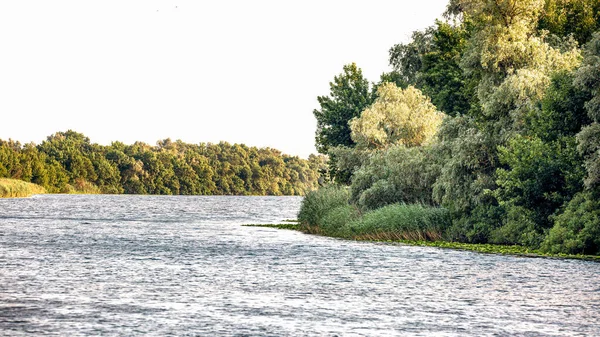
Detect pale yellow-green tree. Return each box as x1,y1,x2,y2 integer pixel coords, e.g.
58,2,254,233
349,83,444,149
458,0,581,132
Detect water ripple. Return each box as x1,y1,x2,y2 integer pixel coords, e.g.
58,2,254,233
0,195,599,336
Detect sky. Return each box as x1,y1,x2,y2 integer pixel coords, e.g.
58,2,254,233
0,0,449,158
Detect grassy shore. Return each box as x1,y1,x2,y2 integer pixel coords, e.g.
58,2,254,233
0,178,46,198
243,222,600,262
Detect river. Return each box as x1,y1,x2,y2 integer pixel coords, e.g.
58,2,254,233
0,195,599,336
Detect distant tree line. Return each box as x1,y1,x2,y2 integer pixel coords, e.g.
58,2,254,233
306,0,600,255
0,130,326,196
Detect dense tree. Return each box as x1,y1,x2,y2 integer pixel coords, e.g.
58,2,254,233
349,83,444,149
313,63,374,154
0,131,324,196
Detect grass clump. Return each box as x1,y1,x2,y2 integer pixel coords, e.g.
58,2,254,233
344,203,451,241
0,178,46,198
242,223,300,230
297,185,350,228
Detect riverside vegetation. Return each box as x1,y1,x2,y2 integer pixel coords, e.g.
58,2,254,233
0,131,326,196
303,0,600,257
0,178,46,198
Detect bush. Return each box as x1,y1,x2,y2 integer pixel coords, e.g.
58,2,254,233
297,185,350,227
343,203,451,241
351,145,440,210
320,205,361,236
541,191,600,255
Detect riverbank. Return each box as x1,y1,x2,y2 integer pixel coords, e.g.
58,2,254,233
0,178,46,198
243,223,600,262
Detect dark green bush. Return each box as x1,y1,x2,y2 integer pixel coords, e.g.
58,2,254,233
542,191,600,255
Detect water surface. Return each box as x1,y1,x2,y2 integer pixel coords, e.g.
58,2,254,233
1,195,599,336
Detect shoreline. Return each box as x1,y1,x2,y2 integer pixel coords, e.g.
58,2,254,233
243,223,600,262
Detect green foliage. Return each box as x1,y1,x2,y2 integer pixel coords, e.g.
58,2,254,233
574,32,600,191
542,191,600,255
529,71,592,141
420,20,479,116
388,21,479,117
297,185,350,227
0,131,323,196
343,204,451,241
327,146,370,185
389,28,434,85
313,63,374,154
495,135,585,231
432,115,499,214
320,205,361,236
538,0,600,46
349,83,444,149
351,145,440,210
302,0,600,256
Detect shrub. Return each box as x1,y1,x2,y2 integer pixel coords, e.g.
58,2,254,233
320,205,361,236
343,203,451,241
351,145,440,210
297,185,350,227
541,191,600,255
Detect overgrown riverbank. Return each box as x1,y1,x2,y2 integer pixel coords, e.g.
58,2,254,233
243,222,600,262
0,178,46,198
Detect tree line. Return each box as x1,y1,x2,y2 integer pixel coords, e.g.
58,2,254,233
0,130,326,196
307,0,600,255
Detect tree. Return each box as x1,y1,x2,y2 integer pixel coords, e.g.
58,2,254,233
574,32,600,190
349,83,444,149
538,0,600,46
313,63,374,154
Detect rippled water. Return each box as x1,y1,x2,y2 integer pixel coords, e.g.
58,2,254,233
1,195,599,336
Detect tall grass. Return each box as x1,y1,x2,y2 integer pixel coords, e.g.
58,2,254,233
343,203,451,241
297,185,350,228
0,178,46,198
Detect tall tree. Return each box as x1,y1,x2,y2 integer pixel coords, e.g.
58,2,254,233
313,63,374,154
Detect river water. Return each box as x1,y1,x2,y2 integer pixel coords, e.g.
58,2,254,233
0,195,599,336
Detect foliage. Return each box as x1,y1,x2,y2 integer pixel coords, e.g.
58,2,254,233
432,115,499,214
388,28,434,85
0,178,46,198
542,191,600,255
538,0,600,46
528,71,591,141
326,146,370,185
0,131,323,196
420,20,479,116
297,185,350,227
351,145,440,210
349,83,444,149
320,205,361,236
343,204,451,241
313,63,374,154
494,135,585,234
389,20,479,117
574,32,600,190
304,0,600,255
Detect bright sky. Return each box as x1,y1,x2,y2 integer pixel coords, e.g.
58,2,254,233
0,0,448,158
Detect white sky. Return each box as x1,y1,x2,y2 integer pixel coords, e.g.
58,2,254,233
0,0,448,158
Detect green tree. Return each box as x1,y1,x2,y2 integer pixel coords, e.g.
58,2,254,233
349,83,445,149
313,63,374,154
